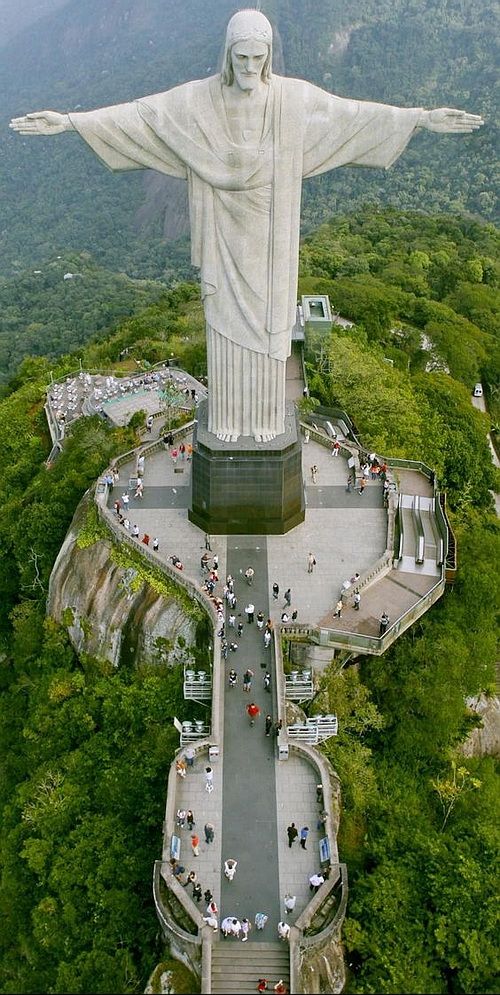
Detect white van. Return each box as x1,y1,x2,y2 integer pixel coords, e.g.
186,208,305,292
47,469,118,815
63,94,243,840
473,383,483,397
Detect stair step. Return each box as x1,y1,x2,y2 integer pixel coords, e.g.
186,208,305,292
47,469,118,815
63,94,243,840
211,941,290,994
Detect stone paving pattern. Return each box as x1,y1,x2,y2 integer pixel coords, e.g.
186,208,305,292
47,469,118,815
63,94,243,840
106,417,440,946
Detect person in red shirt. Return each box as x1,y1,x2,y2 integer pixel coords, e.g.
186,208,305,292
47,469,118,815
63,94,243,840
247,702,260,725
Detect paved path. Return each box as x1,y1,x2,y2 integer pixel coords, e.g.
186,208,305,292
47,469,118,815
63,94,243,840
105,431,441,951
109,438,388,635
220,539,280,941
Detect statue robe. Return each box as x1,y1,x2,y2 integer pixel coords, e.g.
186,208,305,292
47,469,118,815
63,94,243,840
69,76,421,438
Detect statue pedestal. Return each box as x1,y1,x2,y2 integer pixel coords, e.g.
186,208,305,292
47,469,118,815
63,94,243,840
189,401,305,535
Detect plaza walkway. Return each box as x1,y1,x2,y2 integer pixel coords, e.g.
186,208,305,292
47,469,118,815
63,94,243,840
100,414,446,990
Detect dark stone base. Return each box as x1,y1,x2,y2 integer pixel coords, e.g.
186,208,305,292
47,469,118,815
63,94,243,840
189,401,305,535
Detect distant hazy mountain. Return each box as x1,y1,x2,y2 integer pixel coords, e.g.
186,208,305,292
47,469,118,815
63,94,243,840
0,0,70,48
0,0,497,279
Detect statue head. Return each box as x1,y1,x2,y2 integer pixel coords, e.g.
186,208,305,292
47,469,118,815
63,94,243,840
221,8,273,87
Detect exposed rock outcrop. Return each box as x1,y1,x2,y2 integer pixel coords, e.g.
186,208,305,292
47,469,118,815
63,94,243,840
300,935,346,994
462,694,500,758
48,495,197,667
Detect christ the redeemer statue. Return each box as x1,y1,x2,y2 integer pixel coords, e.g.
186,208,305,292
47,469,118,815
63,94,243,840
10,8,483,443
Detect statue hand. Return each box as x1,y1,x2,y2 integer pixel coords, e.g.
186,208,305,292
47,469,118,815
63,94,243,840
9,110,73,135
420,108,484,134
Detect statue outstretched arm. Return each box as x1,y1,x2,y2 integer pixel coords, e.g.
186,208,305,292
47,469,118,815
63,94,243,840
9,111,75,135
417,108,484,133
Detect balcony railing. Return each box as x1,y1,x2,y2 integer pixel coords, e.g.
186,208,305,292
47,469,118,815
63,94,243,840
287,714,338,744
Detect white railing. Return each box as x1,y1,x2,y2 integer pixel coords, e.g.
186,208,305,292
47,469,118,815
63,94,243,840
287,714,338,744
285,671,314,702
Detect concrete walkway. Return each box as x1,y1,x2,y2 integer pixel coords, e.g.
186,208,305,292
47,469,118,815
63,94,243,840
104,424,444,974
219,538,280,940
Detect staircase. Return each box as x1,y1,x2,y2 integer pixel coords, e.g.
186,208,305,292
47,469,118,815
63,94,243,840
211,941,290,995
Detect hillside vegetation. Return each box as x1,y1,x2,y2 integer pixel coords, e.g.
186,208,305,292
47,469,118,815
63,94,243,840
0,252,165,384
0,210,498,993
0,0,497,279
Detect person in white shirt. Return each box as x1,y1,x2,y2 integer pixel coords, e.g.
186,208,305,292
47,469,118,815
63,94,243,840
224,858,238,881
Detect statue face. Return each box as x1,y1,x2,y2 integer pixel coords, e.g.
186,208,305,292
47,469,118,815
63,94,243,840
230,40,269,91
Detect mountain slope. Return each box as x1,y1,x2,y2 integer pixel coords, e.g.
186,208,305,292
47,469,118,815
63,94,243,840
0,0,497,279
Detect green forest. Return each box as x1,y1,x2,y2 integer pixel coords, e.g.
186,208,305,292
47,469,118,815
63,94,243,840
0,253,164,385
0,210,498,993
0,0,497,279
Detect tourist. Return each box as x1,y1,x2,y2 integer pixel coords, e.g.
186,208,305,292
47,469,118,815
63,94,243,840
221,916,235,938
309,871,325,893
333,599,343,619
170,860,186,884
190,833,200,856
205,766,214,792
192,882,202,903
256,610,265,629
265,714,273,736
132,524,139,538
272,582,279,600
310,464,318,483
277,921,290,941
247,702,260,725
284,588,292,606
186,809,195,830
307,552,316,573
284,893,296,915
255,912,268,931
274,981,288,994
353,590,361,611
287,823,298,848
204,822,215,844
245,602,255,623
245,566,254,585
299,826,309,850
379,611,390,635
175,758,187,778
243,669,254,692
152,537,159,551
224,858,238,881
263,629,271,649
176,808,186,828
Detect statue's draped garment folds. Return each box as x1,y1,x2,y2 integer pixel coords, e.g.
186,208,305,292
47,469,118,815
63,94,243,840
69,77,421,439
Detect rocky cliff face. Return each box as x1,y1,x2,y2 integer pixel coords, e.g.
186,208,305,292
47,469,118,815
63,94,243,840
48,495,197,667
462,694,500,758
